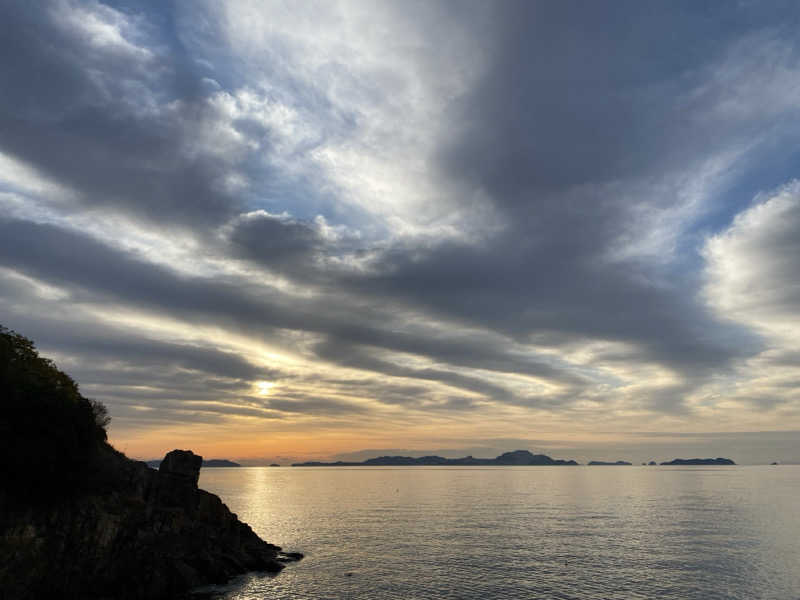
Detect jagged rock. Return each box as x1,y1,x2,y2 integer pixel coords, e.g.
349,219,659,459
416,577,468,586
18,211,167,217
159,449,203,485
0,445,302,600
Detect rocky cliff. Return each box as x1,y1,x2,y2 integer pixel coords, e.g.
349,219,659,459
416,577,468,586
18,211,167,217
0,447,301,600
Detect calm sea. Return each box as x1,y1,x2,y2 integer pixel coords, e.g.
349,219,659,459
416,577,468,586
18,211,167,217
196,466,800,599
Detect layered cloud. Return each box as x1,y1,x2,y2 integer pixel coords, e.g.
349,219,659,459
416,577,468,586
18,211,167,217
702,183,800,415
1,0,799,459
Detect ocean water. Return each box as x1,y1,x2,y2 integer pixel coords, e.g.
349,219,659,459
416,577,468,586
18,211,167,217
196,466,800,599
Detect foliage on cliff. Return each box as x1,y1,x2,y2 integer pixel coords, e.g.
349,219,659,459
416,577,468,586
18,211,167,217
0,326,302,599
0,325,110,499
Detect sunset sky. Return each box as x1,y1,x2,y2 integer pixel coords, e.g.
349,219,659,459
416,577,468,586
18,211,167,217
2,1,799,464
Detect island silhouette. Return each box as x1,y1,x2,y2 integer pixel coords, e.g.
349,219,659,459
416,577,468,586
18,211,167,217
660,458,736,465
146,458,241,468
293,449,579,466
294,453,738,467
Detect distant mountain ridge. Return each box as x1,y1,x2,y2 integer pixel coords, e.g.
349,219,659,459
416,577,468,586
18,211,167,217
146,458,241,468
202,459,241,467
588,460,632,465
293,449,579,466
660,457,736,465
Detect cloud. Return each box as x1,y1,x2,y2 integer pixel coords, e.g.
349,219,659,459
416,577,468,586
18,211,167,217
0,1,244,224
1,1,800,458
226,210,333,276
700,183,800,414
0,218,578,403
705,182,800,335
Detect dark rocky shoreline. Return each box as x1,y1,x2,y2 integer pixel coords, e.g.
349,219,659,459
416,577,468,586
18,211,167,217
0,447,301,600
0,326,301,599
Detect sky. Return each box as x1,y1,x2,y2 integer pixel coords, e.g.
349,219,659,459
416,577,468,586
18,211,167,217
1,1,799,464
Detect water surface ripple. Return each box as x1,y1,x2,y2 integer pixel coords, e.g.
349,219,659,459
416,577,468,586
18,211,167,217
197,466,800,599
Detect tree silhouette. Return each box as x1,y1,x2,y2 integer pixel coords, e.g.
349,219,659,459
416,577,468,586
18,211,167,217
0,325,110,499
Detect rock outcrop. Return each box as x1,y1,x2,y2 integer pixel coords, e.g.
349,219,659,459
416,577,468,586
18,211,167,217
0,447,301,600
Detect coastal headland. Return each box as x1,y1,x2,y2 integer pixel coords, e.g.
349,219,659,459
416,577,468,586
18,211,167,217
0,326,301,600
1,447,302,600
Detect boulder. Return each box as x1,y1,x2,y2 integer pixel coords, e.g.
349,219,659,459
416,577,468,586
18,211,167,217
159,449,203,486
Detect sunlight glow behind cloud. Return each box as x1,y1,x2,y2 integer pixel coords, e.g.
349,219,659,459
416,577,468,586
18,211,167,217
1,0,799,462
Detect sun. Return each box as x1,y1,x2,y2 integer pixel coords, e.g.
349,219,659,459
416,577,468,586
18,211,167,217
254,381,275,396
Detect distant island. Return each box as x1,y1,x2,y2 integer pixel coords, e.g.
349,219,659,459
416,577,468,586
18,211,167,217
293,449,579,466
202,458,241,467
660,457,736,465
588,460,632,465
146,458,241,468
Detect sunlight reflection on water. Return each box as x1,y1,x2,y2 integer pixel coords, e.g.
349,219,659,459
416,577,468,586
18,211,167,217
197,466,800,600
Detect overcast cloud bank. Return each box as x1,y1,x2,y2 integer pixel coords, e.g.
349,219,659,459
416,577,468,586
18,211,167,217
1,1,799,460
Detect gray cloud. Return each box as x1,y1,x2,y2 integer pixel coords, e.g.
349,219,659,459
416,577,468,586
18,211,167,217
0,1,241,224
439,1,800,196
230,213,322,269
0,219,584,403
44,328,280,383
351,235,759,383
313,339,515,403
327,1,800,406
2,1,800,457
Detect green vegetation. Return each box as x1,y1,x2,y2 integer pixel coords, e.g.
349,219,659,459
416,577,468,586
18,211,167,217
0,326,110,499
